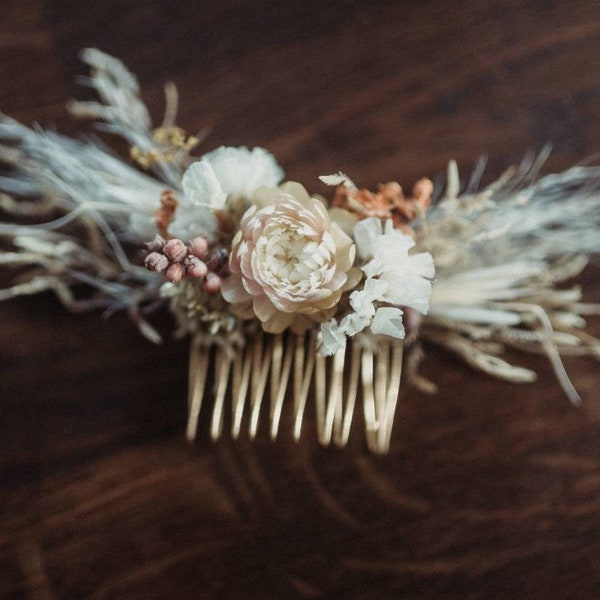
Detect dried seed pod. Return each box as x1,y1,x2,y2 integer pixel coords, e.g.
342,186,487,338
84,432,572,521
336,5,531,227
144,251,169,273
145,234,166,252
203,272,222,293
188,236,209,259
163,238,187,262
184,256,208,279
165,262,185,283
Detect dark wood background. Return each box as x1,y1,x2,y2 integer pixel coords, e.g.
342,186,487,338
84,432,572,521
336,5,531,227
1,1,600,598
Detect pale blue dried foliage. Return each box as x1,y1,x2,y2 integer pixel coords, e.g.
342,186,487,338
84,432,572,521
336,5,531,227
0,49,185,342
417,156,600,402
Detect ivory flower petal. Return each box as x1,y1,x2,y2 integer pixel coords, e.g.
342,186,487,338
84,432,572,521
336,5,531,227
222,185,357,334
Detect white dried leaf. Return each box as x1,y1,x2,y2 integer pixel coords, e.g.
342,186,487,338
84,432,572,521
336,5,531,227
319,172,357,189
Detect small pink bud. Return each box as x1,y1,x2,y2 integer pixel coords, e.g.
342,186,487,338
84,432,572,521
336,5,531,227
146,234,166,252
145,251,169,272
163,238,187,262
203,272,222,294
188,236,209,259
165,262,185,283
184,256,208,278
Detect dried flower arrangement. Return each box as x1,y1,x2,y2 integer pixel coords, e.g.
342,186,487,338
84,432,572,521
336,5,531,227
1,50,599,453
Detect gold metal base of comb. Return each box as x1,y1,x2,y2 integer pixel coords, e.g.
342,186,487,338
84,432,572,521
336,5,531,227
186,332,404,454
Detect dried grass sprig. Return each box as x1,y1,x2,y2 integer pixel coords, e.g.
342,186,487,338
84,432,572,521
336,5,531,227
418,160,600,403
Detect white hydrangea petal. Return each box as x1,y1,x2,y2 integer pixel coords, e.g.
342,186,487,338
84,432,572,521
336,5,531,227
348,289,376,319
383,278,432,314
363,277,389,299
353,217,382,260
375,227,415,259
379,252,434,314
204,146,284,199
359,221,435,316
371,307,406,339
181,159,227,209
169,205,220,241
340,311,371,336
407,251,436,280
320,320,347,356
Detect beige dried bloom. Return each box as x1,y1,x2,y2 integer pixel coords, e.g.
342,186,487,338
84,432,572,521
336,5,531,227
221,183,357,334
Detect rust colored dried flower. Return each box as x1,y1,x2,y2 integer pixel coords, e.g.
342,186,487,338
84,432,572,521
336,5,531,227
153,190,178,238
412,177,433,210
331,178,433,231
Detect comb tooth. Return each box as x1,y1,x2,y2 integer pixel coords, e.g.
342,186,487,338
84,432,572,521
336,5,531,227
293,332,315,441
249,333,271,439
269,334,294,440
361,345,377,452
332,349,346,442
336,339,361,448
292,333,305,440
210,347,232,440
269,334,283,409
381,341,404,453
186,335,208,441
231,343,252,439
323,348,345,446
315,352,327,445
375,340,390,452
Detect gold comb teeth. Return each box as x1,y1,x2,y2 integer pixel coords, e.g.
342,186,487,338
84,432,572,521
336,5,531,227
186,333,404,454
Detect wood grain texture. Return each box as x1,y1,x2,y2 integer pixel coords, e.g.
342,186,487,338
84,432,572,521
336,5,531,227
1,1,599,598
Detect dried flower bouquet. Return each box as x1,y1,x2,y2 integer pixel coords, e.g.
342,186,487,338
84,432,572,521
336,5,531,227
1,50,599,453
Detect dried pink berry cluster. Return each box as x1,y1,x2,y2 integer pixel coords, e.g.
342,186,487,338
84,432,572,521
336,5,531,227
144,235,229,293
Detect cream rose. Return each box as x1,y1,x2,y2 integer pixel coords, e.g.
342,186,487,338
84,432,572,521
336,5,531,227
221,183,357,334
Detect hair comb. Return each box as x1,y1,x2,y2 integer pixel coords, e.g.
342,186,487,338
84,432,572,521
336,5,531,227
1,50,598,453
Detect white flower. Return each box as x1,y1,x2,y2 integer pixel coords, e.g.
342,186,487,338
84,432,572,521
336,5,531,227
169,146,284,241
221,183,357,334
202,146,284,200
319,217,434,355
358,218,434,314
